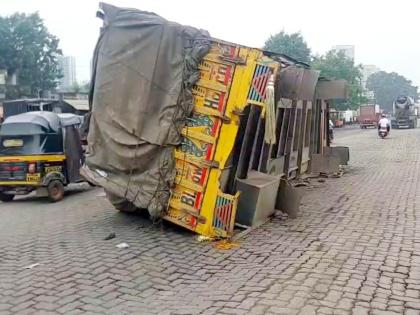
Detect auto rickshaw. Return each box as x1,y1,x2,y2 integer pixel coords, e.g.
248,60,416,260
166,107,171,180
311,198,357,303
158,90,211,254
0,111,85,202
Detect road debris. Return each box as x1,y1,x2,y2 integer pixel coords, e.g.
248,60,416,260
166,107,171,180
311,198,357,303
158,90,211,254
24,263,40,269
289,225,306,232
213,239,239,250
116,242,129,249
104,232,116,240
331,171,344,178
197,235,213,242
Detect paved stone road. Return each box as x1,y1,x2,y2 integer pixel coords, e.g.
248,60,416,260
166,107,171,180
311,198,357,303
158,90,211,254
1,127,420,315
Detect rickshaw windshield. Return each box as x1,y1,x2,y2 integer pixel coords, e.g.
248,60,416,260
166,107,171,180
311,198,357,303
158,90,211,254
0,134,63,156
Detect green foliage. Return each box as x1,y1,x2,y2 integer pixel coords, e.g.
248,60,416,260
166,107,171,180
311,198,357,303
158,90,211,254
0,12,62,99
312,51,367,110
70,81,80,93
264,31,311,64
262,32,419,112
367,71,419,112
80,81,90,93
263,32,367,110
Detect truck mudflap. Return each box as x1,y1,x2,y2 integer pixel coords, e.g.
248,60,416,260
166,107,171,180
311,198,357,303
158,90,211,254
164,41,279,238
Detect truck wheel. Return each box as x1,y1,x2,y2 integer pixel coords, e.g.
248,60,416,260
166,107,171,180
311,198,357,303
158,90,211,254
105,190,137,213
0,192,14,202
47,180,65,202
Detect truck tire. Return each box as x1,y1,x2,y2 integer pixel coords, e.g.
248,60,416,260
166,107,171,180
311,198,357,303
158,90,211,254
105,190,138,213
47,180,65,202
0,192,14,202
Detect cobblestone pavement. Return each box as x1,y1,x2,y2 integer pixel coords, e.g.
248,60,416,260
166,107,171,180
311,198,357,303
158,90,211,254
1,127,420,315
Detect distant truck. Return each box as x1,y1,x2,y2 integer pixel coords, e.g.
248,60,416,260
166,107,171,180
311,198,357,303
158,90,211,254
391,96,417,129
359,104,380,129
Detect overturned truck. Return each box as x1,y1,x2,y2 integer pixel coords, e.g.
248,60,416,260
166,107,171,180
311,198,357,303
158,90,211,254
82,3,348,238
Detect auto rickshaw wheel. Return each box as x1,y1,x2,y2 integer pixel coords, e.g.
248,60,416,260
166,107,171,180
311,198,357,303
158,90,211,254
0,192,14,202
47,180,65,202
105,190,137,213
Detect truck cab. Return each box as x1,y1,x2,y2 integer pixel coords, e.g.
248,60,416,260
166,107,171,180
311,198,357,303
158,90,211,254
392,96,417,129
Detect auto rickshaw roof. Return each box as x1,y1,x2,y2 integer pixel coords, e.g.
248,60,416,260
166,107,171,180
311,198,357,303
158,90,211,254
56,113,84,127
1,111,83,135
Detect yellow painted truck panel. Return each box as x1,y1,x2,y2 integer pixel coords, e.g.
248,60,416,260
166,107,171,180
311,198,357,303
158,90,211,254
164,40,279,238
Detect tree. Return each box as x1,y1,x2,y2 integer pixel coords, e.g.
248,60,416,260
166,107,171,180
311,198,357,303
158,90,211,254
80,81,90,93
312,51,367,110
367,71,418,112
70,81,80,93
263,31,311,64
0,12,62,99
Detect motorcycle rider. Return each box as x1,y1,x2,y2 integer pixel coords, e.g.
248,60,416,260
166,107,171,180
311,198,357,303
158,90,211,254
378,113,390,133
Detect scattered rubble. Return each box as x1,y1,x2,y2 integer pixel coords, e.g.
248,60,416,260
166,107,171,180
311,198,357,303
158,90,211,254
116,242,129,249
104,232,116,240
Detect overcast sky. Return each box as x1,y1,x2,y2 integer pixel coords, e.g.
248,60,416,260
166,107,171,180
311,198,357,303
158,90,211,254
1,0,419,86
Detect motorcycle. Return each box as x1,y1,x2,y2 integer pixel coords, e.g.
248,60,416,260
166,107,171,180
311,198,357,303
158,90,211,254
378,126,389,139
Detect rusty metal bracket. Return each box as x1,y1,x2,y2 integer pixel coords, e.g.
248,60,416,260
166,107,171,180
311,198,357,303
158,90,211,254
202,160,219,168
232,108,244,116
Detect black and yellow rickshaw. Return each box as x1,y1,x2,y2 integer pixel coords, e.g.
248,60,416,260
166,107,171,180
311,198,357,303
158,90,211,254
0,111,85,202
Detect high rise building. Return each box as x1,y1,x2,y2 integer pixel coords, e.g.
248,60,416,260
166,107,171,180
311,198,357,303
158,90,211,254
361,64,380,100
361,65,380,87
332,45,355,60
58,56,77,91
